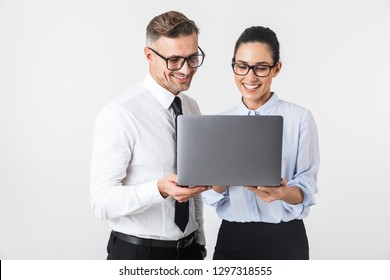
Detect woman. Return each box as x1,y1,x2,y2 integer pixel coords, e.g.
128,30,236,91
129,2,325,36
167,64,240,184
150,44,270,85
202,26,320,260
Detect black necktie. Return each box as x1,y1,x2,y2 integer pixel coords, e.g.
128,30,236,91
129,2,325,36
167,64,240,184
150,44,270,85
171,96,189,232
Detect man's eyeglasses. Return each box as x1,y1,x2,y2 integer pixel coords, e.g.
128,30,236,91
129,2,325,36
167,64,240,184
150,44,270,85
148,47,205,71
231,62,278,77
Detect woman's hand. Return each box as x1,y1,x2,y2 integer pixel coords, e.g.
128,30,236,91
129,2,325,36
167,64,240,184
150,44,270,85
245,178,303,204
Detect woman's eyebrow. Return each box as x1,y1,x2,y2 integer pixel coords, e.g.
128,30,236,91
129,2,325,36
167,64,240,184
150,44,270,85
235,60,273,65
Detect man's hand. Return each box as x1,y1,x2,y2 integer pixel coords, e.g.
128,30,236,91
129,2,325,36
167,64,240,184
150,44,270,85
212,186,227,193
157,173,211,202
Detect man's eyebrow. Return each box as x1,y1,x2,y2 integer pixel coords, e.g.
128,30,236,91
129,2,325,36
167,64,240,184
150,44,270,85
167,50,200,59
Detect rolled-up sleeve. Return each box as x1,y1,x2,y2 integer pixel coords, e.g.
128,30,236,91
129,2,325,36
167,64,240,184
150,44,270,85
283,110,319,218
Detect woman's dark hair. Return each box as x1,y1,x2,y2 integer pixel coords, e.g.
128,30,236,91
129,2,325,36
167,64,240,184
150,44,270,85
233,26,280,65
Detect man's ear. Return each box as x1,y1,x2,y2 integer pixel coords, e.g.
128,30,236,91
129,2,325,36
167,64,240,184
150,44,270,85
144,47,153,62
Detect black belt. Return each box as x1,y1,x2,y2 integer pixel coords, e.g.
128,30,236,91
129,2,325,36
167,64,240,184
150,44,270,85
113,231,196,249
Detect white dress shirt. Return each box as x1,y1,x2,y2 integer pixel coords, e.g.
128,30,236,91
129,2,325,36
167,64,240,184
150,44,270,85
202,93,320,223
90,73,205,244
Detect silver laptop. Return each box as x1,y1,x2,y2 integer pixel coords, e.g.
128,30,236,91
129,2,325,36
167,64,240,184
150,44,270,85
176,115,283,186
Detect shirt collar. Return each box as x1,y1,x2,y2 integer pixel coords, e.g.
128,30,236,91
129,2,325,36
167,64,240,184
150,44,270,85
238,92,280,116
143,73,181,109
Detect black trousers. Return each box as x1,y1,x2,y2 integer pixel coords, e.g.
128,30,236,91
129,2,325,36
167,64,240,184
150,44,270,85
213,219,309,260
106,231,204,260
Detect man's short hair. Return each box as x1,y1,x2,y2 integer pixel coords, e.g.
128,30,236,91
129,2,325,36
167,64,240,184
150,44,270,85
146,11,199,46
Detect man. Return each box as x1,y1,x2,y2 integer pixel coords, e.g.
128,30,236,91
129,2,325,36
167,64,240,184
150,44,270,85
90,11,210,260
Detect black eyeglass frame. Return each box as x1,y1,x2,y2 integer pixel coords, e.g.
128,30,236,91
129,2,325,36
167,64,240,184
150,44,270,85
231,62,278,77
148,47,205,71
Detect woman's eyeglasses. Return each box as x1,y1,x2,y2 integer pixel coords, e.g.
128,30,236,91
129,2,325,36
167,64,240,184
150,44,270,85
232,62,278,77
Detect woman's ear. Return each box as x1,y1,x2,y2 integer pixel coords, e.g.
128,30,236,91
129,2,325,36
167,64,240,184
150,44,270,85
273,61,282,77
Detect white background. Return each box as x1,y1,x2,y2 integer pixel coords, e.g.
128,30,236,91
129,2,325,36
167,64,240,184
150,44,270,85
0,0,389,260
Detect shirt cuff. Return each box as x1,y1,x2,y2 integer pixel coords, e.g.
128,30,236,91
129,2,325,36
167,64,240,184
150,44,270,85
134,179,165,204
201,189,227,207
